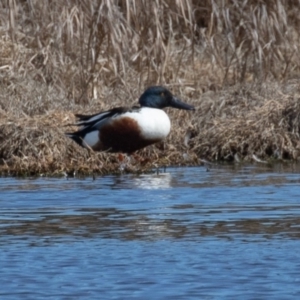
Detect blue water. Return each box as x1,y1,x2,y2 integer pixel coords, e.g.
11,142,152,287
1,165,300,299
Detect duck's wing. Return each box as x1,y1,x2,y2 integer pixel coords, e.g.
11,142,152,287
74,107,131,130
65,107,128,148
66,106,143,148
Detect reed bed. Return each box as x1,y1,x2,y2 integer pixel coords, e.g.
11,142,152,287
0,0,300,176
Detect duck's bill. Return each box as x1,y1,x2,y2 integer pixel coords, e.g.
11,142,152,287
170,97,195,111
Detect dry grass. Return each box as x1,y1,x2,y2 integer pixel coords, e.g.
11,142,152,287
0,0,300,176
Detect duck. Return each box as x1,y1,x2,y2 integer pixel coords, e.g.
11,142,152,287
66,86,195,153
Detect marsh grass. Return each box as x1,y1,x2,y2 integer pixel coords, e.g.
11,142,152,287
0,0,300,176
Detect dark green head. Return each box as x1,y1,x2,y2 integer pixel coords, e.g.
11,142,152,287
139,86,195,111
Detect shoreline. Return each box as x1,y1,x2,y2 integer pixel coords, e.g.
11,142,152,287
1,81,300,177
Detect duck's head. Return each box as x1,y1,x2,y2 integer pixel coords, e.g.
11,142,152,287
139,86,195,111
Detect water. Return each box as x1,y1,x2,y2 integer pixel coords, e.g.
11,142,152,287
1,164,300,299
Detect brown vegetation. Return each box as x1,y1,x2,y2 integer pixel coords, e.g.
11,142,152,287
1,0,300,176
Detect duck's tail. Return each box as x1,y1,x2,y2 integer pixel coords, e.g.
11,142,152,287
65,132,85,148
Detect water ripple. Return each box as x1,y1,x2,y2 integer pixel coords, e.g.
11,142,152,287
1,164,300,298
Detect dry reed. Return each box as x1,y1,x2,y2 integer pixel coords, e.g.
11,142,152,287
0,0,300,176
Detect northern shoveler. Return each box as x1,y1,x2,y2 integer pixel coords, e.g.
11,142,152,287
66,86,195,153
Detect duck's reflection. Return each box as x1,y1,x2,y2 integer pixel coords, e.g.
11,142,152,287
109,172,173,190
131,173,172,190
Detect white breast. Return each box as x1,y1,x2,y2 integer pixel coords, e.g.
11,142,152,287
115,107,171,140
